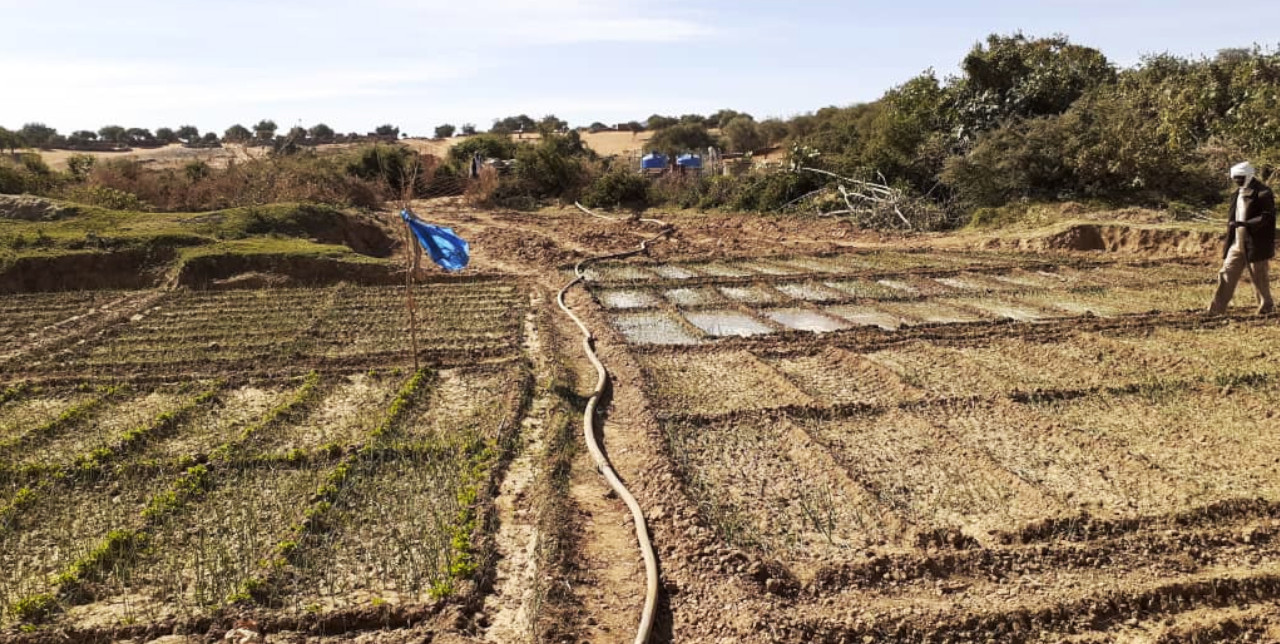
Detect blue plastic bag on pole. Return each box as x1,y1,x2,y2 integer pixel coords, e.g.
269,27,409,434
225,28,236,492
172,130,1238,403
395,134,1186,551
401,209,469,272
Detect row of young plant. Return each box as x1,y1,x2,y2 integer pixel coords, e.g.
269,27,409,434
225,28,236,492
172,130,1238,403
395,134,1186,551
4,364,532,628
2,374,323,624
2,381,227,623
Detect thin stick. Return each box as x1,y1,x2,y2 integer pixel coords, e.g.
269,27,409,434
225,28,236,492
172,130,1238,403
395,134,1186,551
403,213,421,372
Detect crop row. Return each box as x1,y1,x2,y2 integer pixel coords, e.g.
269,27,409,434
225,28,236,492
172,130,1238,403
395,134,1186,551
663,375,1280,564
582,249,1075,285
0,363,529,629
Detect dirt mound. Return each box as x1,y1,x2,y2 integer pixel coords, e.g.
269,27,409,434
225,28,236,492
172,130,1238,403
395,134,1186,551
985,223,1222,255
177,254,397,289
193,205,396,257
0,195,78,221
0,248,174,293
209,271,297,289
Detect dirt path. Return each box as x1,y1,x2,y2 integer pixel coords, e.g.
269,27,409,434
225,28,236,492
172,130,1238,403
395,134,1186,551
483,290,553,643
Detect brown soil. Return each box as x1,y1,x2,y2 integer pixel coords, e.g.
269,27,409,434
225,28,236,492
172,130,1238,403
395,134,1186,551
4,199,1277,643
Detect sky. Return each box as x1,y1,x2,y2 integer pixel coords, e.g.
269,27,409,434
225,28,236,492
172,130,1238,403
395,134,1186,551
0,0,1268,137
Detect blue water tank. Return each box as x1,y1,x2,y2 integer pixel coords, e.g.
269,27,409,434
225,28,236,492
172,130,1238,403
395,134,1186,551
676,154,702,169
641,152,668,169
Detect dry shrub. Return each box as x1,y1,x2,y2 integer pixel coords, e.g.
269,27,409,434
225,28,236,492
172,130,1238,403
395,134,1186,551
65,148,401,212
464,165,499,208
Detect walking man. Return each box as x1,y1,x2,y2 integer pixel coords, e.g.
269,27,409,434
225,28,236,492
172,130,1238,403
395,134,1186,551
1208,161,1276,315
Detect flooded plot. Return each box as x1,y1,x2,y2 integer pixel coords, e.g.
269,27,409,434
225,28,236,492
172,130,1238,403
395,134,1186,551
1005,291,1123,317
584,264,655,282
761,308,850,333
933,275,993,291
759,348,923,406
612,312,703,345
684,310,775,337
718,284,786,304
641,351,811,415
952,297,1048,321
824,305,901,330
691,262,755,277
876,279,922,295
877,300,988,325
774,282,846,302
809,411,1061,537
771,256,851,274
597,289,662,309
822,279,905,300
992,270,1068,289
895,276,958,297
664,287,726,307
728,260,803,276
649,264,699,280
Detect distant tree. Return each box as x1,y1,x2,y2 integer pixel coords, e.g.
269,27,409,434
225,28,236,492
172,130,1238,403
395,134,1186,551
286,126,308,141
0,127,22,153
97,125,126,144
951,33,1114,139
448,133,519,164
757,119,789,146
434,124,456,139
155,127,179,143
712,109,751,129
491,114,536,134
375,124,400,137
679,114,708,126
622,121,645,133
253,120,278,140
648,123,719,156
308,123,335,140
723,115,764,153
126,127,154,144
70,130,98,142
223,124,251,143
201,132,220,145
646,114,678,130
588,122,609,133
460,123,477,136
19,123,58,148
539,114,568,132
176,125,200,144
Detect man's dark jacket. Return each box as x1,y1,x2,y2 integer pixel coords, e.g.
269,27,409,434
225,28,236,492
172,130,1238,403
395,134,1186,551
1225,179,1278,262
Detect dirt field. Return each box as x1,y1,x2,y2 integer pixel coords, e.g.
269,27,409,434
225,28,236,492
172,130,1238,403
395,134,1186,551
2,200,1278,642
38,144,272,170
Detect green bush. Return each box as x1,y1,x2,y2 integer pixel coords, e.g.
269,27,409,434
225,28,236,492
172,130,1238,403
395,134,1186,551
582,169,649,209
448,133,518,165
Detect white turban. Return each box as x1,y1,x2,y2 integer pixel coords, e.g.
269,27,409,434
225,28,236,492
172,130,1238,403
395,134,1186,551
1231,161,1256,180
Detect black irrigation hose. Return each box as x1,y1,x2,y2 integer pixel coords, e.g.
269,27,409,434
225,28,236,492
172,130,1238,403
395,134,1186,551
555,202,671,644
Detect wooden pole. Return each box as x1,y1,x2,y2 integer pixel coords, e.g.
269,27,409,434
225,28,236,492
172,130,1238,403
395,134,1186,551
402,210,421,372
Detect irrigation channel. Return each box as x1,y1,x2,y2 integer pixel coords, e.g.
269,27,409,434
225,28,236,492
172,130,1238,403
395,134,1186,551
555,202,672,644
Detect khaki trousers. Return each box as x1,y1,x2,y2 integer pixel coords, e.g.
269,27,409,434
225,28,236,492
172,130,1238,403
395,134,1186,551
1209,227,1274,314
